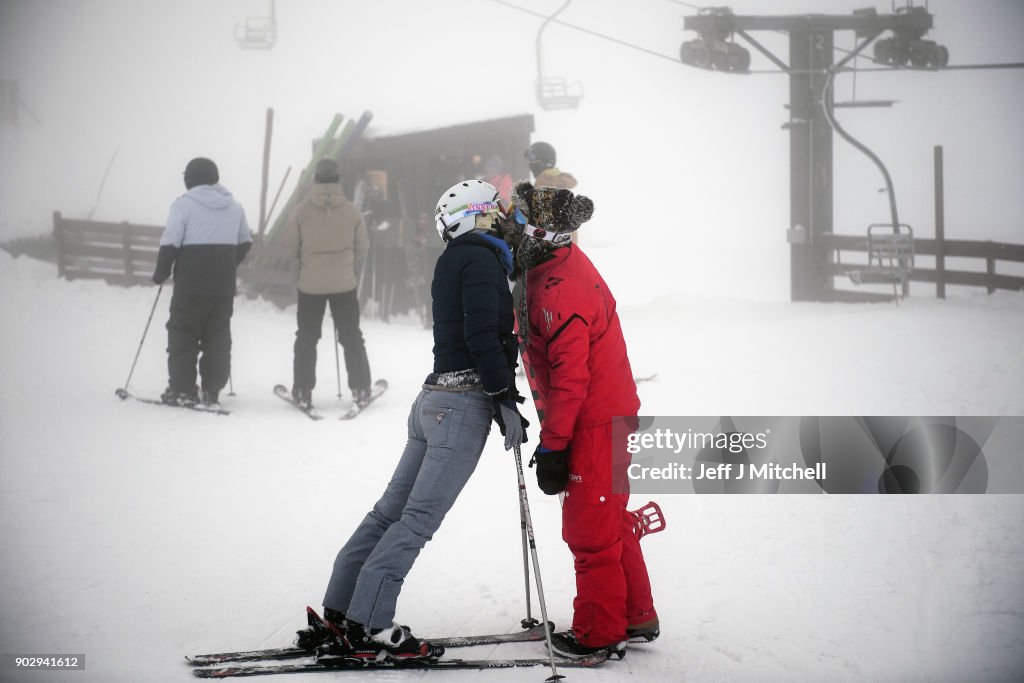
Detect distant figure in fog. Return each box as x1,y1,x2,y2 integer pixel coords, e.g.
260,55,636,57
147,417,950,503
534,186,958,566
283,158,372,411
525,141,577,191
483,154,513,204
525,141,580,244
152,157,252,408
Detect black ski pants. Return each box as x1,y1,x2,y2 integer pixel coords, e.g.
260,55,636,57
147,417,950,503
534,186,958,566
166,293,233,395
293,289,371,394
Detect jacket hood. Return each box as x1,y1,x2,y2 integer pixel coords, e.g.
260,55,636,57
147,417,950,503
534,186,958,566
310,183,348,210
535,167,578,189
184,183,235,210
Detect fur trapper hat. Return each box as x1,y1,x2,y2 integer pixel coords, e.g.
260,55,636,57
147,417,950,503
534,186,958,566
511,181,593,234
508,181,593,274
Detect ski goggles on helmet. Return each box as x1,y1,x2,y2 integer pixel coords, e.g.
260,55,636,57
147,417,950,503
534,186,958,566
508,203,572,246
435,200,504,240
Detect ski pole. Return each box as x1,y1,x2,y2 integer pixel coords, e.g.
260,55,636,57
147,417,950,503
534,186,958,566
330,308,342,399
334,327,342,398
513,444,563,682
116,284,163,398
518,486,537,628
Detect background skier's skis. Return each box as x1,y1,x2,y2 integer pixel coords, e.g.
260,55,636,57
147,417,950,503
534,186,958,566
338,379,388,420
115,388,230,416
272,384,323,420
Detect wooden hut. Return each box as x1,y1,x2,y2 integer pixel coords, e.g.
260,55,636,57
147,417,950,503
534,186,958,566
338,113,535,323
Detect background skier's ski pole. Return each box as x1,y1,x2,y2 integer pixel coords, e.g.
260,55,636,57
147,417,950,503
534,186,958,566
513,444,563,682
116,284,163,397
334,328,342,398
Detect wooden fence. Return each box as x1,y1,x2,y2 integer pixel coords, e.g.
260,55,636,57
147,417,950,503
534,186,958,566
822,232,1024,302
52,212,297,304
51,213,1024,306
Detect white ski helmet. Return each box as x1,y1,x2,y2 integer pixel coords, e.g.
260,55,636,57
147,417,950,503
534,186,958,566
434,179,503,242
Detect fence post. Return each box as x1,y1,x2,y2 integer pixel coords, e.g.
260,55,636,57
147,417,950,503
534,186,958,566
934,145,945,299
987,256,996,294
122,221,134,277
259,107,274,237
53,211,66,279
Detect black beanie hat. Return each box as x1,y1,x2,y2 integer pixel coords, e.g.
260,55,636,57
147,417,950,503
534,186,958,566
314,158,340,183
183,157,219,189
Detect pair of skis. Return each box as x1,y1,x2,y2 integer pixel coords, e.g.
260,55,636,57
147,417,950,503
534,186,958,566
114,388,231,416
272,379,388,421
114,379,388,420
188,608,611,678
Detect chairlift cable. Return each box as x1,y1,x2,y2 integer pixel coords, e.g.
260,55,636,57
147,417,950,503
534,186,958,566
739,62,1024,75
851,62,1024,72
491,0,681,63
491,0,1024,75
664,0,705,10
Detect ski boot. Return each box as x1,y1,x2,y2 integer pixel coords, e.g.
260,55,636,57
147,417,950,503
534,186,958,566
549,630,626,660
295,607,345,651
161,387,198,406
320,620,443,664
353,387,372,409
292,387,314,411
200,388,220,408
626,615,660,643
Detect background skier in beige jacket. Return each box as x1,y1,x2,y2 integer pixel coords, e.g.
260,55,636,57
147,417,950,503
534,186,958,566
284,158,371,410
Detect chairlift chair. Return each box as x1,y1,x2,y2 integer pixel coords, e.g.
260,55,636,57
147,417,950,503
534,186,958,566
536,76,584,111
847,223,915,299
235,0,277,50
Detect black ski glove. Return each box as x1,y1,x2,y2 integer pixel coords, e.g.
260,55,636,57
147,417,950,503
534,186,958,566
236,240,252,264
152,244,177,284
492,393,530,451
531,444,569,495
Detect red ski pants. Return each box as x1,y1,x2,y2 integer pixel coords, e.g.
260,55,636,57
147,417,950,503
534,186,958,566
561,422,656,647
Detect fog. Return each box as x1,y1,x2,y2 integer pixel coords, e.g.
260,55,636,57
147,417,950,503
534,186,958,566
1,0,1022,301
2,5,1024,680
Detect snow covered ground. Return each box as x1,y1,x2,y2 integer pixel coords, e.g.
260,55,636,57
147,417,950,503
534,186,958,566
1,248,1022,682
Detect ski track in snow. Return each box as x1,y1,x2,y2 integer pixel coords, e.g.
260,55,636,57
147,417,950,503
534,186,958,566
1,251,1023,682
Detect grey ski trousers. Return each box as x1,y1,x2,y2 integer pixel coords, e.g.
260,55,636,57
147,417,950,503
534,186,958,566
323,386,493,629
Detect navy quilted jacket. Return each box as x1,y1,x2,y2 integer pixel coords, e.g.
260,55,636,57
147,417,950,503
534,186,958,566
430,232,516,396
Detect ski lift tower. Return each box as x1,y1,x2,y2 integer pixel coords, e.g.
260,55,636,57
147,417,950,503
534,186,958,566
680,5,948,302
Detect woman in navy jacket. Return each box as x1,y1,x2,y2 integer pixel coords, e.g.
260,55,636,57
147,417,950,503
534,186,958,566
311,180,529,664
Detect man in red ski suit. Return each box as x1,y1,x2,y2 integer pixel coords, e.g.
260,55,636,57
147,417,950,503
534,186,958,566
505,181,657,658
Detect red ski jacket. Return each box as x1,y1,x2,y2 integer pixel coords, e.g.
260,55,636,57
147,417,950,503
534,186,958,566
522,246,640,450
